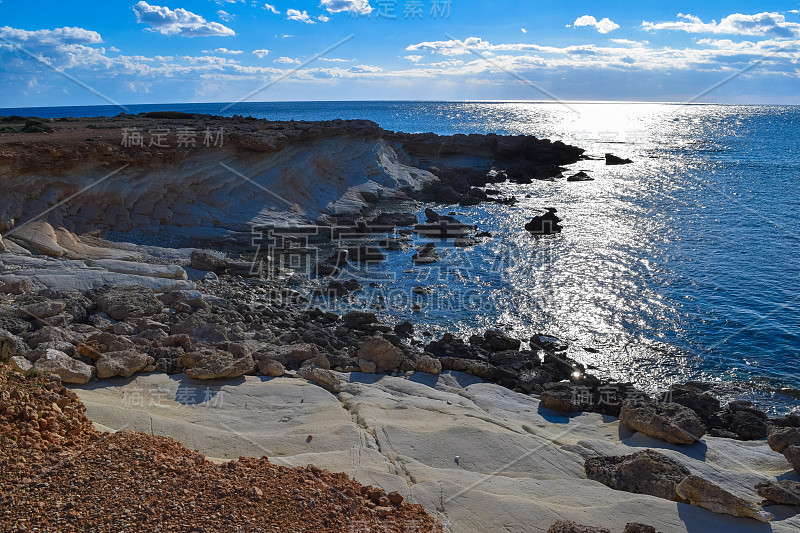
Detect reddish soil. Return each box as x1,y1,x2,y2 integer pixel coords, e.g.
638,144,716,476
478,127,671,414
0,368,442,532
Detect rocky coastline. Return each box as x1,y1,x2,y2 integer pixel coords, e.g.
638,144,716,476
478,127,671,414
1,113,799,531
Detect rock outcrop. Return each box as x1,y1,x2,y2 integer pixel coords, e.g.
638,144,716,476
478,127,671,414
32,348,95,384
675,475,774,522
619,401,706,444
584,450,690,502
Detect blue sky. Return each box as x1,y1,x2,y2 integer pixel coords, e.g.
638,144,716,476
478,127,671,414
1,1,799,107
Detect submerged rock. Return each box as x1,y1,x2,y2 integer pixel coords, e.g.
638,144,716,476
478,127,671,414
619,400,706,444
676,475,774,522
566,171,594,182
584,449,690,502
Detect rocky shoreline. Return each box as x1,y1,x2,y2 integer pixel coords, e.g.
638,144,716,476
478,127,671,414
1,113,799,530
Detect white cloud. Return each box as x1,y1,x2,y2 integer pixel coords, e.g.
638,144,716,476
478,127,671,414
320,0,373,15
217,10,234,22
643,12,800,38
318,14,330,22
521,28,527,34
404,55,423,62
286,9,315,24
319,57,350,62
348,64,382,73
573,15,620,34
0,26,103,46
610,38,648,47
133,1,236,37
274,56,300,64
203,47,243,54
263,3,280,14
252,48,270,58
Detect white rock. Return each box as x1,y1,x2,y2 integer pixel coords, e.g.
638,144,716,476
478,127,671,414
33,348,95,384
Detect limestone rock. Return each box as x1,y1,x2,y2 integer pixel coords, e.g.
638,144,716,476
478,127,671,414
767,426,800,454
547,521,610,533
785,445,800,473
755,480,800,506
584,449,690,502
8,355,33,372
20,300,66,319
358,358,377,374
91,285,162,320
257,358,285,377
187,354,254,380
0,328,29,362
33,348,95,384
675,474,774,522
540,382,588,413
358,337,405,373
95,350,154,379
414,354,442,375
0,279,31,295
619,400,706,444
7,221,66,257
297,366,342,394
623,524,657,533
259,344,321,368
190,250,229,273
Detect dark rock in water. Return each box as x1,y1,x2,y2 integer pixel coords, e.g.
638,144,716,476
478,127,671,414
547,521,610,533
605,153,633,165
525,208,562,235
459,195,481,207
437,185,461,203
474,231,492,238
426,333,486,361
730,410,769,440
755,480,800,506
326,281,349,298
709,400,769,440
346,246,385,263
413,242,441,264
540,381,589,413
371,212,418,227
584,449,691,503
488,350,539,371
484,188,501,195
327,249,350,266
566,171,594,182
414,221,476,238
314,262,340,277
530,334,564,352
190,250,228,273
424,208,459,223
620,401,706,444
483,330,521,352
453,237,478,247
468,187,488,200
669,383,721,422
394,320,414,338
379,237,412,251
343,279,363,292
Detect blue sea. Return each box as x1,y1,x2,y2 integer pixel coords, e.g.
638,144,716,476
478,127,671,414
3,101,799,413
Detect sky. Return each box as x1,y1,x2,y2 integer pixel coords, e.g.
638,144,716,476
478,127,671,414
1,1,799,108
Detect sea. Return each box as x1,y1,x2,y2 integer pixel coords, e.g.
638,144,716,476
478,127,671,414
2,100,799,413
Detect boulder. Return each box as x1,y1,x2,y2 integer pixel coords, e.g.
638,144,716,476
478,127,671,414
33,349,95,384
343,311,378,329
540,382,588,413
676,475,774,523
414,354,442,375
358,358,377,374
358,337,405,373
95,350,154,379
755,480,800,506
190,250,228,273
412,242,440,264
729,410,769,440
483,330,521,351
767,427,800,454
187,354,254,380
297,366,342,394
0,328,29,362
0,279,31,295
584,449,691,502
346,246,385,263
786,445,800,473
547,521,609,533
314,263,340,277
257,358,285,377
371,212,418,227
259,344,321,368
0,316,33,335
91,285,162,320
20,300,67,319
394,321,414,338
668,383,721,421
7,220,66,257
8,355,33,372
619,401,706,444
